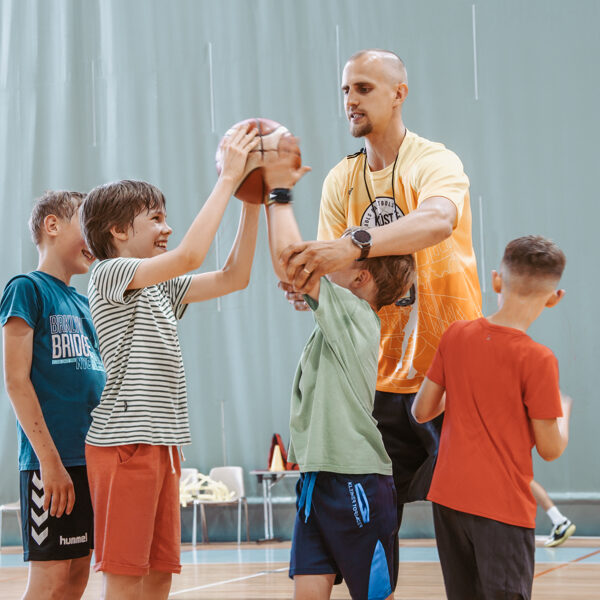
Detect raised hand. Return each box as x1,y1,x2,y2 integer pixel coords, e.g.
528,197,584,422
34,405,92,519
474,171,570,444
263,136,311,191
219,124,259,186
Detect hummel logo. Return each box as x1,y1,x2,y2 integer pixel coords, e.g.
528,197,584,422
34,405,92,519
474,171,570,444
60,533,88,546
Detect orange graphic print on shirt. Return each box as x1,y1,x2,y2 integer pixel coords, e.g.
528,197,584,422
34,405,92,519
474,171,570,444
318,131,482,394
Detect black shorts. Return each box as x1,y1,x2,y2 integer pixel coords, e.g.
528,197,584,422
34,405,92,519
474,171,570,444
433,503,535,600
20,466,94,561
289,472,397,600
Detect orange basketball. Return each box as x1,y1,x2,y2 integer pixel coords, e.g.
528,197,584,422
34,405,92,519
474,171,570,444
216,118,301,204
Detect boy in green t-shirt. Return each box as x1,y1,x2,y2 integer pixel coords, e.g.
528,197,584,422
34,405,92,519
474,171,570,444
263,142,415,600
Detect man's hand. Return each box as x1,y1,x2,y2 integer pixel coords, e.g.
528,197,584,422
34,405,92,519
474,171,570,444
279,237,360,292
263,136,311,191
40,458,76,518
278,281,309,311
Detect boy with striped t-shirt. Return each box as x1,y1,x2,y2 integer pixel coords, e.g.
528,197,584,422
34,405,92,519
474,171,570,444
80,125,259,600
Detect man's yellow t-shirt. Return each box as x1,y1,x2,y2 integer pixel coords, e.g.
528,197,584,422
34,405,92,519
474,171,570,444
318,130,483,394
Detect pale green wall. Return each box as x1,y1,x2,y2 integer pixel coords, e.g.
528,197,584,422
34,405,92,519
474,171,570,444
1,0,597,540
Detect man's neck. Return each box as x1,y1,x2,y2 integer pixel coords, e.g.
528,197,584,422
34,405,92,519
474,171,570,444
364,119,407,171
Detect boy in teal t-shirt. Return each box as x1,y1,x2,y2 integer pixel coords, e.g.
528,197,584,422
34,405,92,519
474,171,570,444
0,191,105,600
264,142,415,600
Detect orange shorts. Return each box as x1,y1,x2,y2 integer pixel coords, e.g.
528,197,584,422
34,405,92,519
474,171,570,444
85,443,182,576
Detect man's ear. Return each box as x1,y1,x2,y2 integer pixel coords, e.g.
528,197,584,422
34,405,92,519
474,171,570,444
394,82,408,106
491,270,502,293
43,214,60,238
545,288,565,308
110,224,129,241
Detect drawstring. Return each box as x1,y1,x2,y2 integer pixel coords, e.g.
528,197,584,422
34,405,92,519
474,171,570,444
168,446,176,474
168,446,185,475
297,472,318,523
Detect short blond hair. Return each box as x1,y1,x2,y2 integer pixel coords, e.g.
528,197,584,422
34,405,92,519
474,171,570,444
29,191,85,246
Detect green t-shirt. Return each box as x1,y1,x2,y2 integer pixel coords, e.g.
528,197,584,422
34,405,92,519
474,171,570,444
287,277,392,476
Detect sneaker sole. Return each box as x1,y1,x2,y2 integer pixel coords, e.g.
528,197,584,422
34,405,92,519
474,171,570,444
545,523,576,547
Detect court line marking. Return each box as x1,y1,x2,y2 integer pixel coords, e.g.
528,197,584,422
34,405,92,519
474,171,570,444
168,566,288,596
534,548,600,579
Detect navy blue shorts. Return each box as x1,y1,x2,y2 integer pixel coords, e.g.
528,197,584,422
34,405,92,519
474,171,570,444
20,466,94,561
289,472,397,600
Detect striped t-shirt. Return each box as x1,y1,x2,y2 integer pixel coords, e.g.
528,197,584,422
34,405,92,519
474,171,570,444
86,257,193,446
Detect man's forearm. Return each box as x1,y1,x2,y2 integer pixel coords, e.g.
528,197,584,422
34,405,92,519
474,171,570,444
368,196,456,257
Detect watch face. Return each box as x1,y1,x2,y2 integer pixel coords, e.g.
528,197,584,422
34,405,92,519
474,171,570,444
353,229,371,244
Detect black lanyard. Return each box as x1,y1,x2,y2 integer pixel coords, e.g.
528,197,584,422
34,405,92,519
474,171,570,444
361,148,416,307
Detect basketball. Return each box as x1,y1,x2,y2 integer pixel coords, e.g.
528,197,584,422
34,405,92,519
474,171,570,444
216,118,301,204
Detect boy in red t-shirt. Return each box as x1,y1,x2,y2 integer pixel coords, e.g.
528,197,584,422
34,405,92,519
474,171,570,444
412,235,572,600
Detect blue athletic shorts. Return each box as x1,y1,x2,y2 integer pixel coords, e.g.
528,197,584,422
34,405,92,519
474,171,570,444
20,466,94,561
289,471,397,600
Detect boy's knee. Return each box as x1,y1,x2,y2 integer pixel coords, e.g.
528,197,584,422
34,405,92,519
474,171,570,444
65,555,92,598
25,563,71,600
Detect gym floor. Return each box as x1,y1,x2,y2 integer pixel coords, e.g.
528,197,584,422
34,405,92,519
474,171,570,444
1,538,599,599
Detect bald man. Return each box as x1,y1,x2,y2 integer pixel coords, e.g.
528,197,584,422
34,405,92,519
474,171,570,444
281,49,482,588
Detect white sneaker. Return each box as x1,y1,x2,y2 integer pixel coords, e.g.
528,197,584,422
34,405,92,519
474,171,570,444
545,519,576,547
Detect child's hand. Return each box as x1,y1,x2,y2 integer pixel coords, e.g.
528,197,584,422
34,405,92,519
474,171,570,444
40,458,76,518
219,124,259,186
264,136,311,191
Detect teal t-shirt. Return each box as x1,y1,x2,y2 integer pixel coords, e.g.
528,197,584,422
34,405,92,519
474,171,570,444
288,277,392,475
0,272,105,470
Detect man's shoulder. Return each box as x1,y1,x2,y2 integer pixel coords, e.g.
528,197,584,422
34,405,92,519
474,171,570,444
403,131,463,168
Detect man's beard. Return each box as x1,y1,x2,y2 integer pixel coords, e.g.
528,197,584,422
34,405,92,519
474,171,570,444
350,120,373,138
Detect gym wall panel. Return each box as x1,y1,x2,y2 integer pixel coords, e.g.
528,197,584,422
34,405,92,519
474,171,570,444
0,0,596,541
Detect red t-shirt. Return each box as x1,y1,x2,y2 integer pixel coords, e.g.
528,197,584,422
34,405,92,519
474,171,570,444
426,318,562,528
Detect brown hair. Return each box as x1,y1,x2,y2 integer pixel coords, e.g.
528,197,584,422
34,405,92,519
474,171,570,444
81,180,166,260
501,235,566,292
364,254,415,310
343,228,415,310
28,190,85,246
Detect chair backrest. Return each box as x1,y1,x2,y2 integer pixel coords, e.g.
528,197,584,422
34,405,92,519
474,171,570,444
208,466,245,499
180,467,199,486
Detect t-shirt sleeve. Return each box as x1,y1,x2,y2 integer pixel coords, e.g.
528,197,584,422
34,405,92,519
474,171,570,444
426,329,448,387
317,167,347,241
160,276,193,320
304,277,361,345
522,348,563,419
90,258,143,305
412,147,469,226
0,276,40,329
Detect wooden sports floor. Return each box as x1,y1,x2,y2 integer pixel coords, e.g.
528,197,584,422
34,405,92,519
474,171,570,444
1,538,599,599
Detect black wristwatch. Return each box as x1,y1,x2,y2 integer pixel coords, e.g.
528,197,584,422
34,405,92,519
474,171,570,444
268,188,293,204
350,228,372,261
